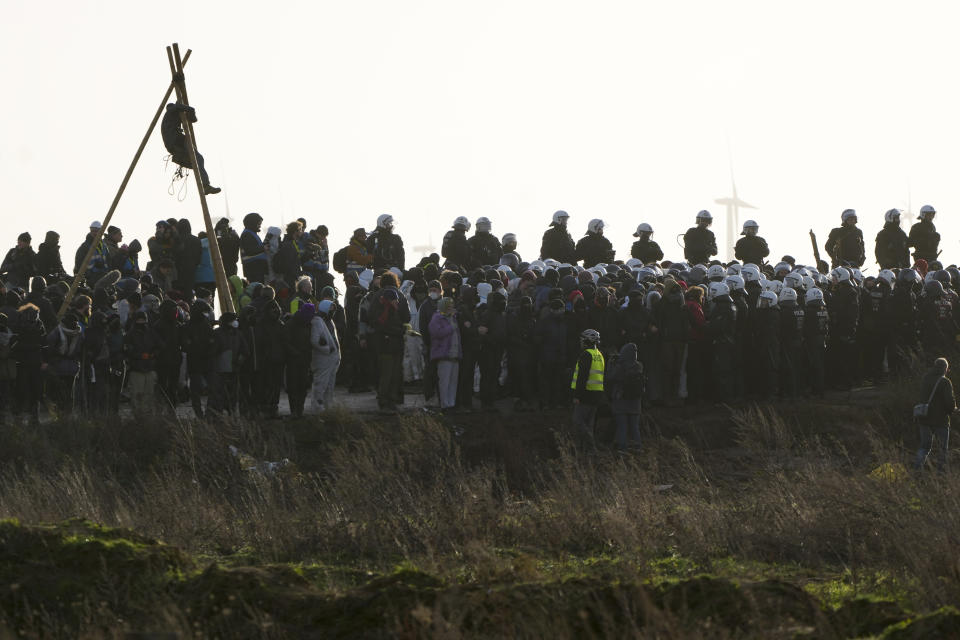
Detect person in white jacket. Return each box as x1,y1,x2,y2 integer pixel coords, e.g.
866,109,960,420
400,280,425,383
310,299,340,412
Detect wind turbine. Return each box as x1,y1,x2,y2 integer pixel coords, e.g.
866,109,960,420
714,157,757,262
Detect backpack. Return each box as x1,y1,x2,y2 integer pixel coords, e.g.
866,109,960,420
333,246,348,274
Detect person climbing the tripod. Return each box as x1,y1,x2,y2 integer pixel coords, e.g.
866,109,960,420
161,102,221,195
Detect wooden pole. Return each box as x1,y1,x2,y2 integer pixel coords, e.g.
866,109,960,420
167,43,235,314
57,51,193,320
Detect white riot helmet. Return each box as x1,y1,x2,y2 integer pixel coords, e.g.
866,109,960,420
758,290,779,308
805,288,825,304
707,264,726,281
801,275,815,291
841,209,857,223
625,258,642,269
725,275,745,291
476,217,492,233
884,208,902,224
850,268,864,285
377,214,394,230
696,210,713,225
587,218,605,234
784,272,803,290
741,265,761,283
919,204,936,220
580,328,601,346
633,223,653,236
502,232,517,247
778,287,798,304
771,280,784,295
878,269,896,286
741,220,759,236
727,264,743,276
552,210,570,226
831,267,851,284
708,281,730,300
453,216,471,231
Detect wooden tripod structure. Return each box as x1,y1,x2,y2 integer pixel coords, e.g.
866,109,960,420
58,43,235,319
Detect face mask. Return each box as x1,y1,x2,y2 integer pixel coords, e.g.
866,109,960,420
429,291,441,300
230,320,239,328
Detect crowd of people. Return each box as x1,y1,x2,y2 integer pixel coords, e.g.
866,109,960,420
0,206,955,465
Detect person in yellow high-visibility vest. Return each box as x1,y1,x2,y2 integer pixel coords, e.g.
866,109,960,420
571,328,604,450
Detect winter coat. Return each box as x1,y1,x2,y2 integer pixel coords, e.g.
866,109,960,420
683,226,718,264
534,311,567,365
734,235,770,266
276,235,303,287
467,232,503,269
605,342,643,415
825,226,865,267
194,237,215,284
707,295,737,345
575,233,613,268
366,229,405,272
211,326,248,373
630,239,663,264
1,247,38,289
310,315,340,358
123,325,164,374
429,312,461,361
441,228,471,269
918,369,957,428
182,318,214,374
908,220,940,262
539,225,576,263
240,228,268,284
36,234,66,279
875,223,910,269
217,227,241,277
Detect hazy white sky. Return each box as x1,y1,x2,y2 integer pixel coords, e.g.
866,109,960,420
3,0,959,272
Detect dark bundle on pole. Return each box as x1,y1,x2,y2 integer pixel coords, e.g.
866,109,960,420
57,50,193,320
166,43,235,314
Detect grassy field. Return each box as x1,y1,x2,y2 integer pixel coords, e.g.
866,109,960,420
1,379,959,638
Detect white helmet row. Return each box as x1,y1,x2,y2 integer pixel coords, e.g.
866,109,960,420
831,267,851,284
877,269,896,286
725,275,745,291
708,281,730,299
806,288,825,303
758,290,779,308
707,264,726,281
778,288,798,304
741,265,761,283
727,264,743,276
783,272,804,290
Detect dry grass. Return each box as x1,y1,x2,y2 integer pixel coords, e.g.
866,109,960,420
0,386,958,636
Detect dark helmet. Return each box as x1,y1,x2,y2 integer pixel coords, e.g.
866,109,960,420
947,267,960,290
897,268,919,285
924,280,945,299
935,270,953,287
30,276,46,294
